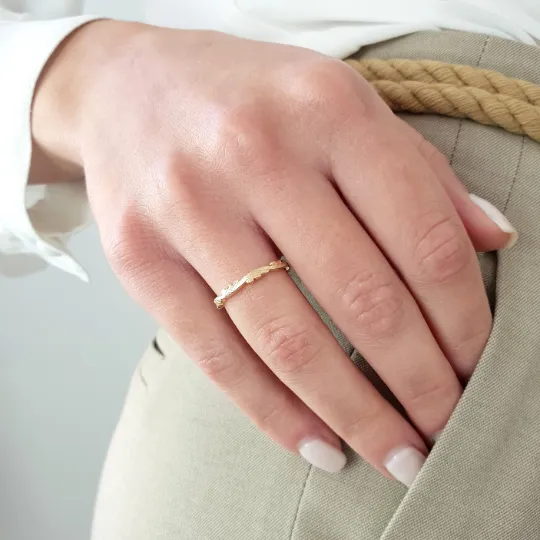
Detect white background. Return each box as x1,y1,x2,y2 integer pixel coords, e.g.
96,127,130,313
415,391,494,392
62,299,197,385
0,225,157,540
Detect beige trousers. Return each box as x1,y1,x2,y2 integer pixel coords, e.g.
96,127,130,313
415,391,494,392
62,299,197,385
91,31,540,540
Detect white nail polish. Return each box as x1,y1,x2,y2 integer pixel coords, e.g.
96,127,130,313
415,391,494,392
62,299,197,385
298,439,347,473
384,447,426,488
470,194,518,248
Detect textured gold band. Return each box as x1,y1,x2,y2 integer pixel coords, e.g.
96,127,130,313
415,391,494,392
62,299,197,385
214,260,290,309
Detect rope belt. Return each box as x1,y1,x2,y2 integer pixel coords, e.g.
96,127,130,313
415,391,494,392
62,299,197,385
345,58,540,143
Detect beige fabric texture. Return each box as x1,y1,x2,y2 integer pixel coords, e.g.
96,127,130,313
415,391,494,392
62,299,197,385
91,31,540,540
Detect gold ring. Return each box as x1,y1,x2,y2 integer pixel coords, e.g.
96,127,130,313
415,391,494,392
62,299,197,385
214,260,290,309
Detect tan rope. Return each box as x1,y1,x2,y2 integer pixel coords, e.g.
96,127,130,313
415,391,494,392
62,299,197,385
347,59,540,105
345,58,540,143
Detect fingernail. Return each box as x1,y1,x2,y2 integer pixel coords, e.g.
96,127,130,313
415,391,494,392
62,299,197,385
384,446,426,488
470,194,518,248
298,439,347,473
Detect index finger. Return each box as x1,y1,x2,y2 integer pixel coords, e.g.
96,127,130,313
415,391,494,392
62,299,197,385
330,113,492,379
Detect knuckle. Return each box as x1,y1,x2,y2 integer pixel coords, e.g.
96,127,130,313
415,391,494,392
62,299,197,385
256,315,320,376
445,314,492,379
417,137,446,168
295,58,350,94
412,213,470,284
195,345,244,387
255,396,291,433
452,312,492,355
103,209,154,281
256,404,283,433
214,102,280,174
160,153,203,215
339,408,381,442
102,208,174,307
286,58,368,117
339,272,404,340
405,373,458,412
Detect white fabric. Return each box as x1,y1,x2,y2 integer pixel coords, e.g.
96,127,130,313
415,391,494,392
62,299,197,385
1,0,540,279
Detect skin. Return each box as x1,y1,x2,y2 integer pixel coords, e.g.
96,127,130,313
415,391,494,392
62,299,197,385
31,20,511,480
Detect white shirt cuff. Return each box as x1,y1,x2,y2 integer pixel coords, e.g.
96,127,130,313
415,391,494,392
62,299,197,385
0,16,101,280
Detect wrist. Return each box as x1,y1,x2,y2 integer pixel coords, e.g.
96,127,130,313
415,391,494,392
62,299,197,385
30,19,142,184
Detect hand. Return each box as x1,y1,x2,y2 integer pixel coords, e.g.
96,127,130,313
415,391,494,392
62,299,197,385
33,20,515,485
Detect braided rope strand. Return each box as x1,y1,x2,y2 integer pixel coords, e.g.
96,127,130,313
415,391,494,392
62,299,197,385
346,58,540,106
345,58,540,143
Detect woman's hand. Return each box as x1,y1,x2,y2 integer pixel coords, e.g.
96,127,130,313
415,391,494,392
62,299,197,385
33,20,516,486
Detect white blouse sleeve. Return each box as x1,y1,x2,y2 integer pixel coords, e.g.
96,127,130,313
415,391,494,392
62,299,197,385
0,7,100,279
2,0,540,280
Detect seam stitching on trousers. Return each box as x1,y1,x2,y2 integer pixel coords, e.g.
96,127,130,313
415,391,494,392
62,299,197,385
152,337,165,357
137,366,149,389
503,135,525,213
289,465,313,539
449,36,491,166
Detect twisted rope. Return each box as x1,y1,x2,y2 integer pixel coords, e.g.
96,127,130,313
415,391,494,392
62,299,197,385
345,58,540,143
